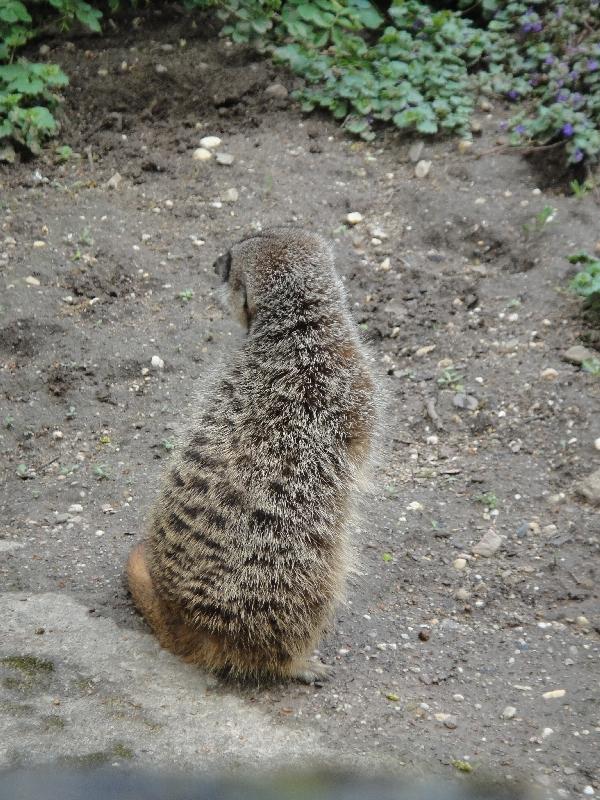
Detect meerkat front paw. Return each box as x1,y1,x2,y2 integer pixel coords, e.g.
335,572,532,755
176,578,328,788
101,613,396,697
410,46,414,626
291,658,333,684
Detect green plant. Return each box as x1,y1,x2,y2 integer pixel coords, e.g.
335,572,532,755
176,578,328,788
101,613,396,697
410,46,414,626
476,491,498,510
437,367,464,391
523,205,556,235
161,437,175,451
93,463,110,480
0,0,101,160
582,356,600,375
570,178,594,198
177,289,194,302
568,252,600,320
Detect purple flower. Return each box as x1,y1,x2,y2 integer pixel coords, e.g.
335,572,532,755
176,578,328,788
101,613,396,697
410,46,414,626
514,124,526,134
556,90,569,102
562,123,574,137
588,59,599,72
570,92,583,107
532,22,543,32
544,55,555,66
499,120,508,130
507,89,519,101
572,149,584,163
521,22,533,33
569,71,579,80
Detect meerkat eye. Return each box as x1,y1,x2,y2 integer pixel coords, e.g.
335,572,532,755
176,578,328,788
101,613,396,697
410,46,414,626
213,251,232,282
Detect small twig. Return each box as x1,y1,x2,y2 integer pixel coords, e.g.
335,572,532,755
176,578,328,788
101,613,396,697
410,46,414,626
38,456,60,472
85,145,94,172
425,397,443,430
474,140,565,158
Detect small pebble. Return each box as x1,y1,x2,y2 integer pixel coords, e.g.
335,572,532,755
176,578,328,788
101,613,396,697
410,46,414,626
540,367,559,380
200,136,222,149
594,437,600,452
216,152,234,165
452,694,464,702
192,147,212,161
68,504,83,514
408,141,424,162
346,212,363,225
151,355,164,370
501,706,517,719
25,276,40,286
264,83,288,99
222,188,239,203
576,615,589,627
542,689,566,699
583,787,594,796
155,64,168,74
453,558,467,571
542,727,554,738
414,160,431,178
457,139,473,154
106,172,122,190
52,430,63,440
473,529,502,558
455,587,470,601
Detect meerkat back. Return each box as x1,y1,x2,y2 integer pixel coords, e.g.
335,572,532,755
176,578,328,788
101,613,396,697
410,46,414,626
127,227,378,682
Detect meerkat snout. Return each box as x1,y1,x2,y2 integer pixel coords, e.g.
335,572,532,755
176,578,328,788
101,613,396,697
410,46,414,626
127,226,380,683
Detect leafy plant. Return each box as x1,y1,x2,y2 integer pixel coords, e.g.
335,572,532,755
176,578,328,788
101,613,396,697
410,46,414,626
568,252,600,321
177,289,194,302
523,205,556,235
437,367,464,391
476,491,498,510
0,0,101,160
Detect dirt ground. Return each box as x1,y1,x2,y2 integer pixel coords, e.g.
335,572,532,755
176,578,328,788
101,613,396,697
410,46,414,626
1,7,599,798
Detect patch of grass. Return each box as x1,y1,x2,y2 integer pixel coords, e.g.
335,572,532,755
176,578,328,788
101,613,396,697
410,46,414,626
177,289,194,302
1,655,54,675
582,357,600,376
475,492,498,510
452,759,474,773
523,205,556,236
112,742,134,759
93,464,110,480
437,367,464,392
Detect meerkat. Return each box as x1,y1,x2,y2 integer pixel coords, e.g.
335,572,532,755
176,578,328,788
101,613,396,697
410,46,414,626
127,226,378,682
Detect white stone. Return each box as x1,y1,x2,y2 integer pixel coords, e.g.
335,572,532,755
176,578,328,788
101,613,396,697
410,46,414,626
25,276,40,286
150,355,164,370
540,367,559,380
106,172,122,190
346,212,363,225
68,504,83,514
542,689,566,699
501,706,516,719
200,136,222,149
192,147,212,161
453,558,467,571
414,160,431,178
216,152,234,165
222,188,239,203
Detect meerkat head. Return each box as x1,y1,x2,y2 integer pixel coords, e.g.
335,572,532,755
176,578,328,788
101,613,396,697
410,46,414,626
213,227,336,330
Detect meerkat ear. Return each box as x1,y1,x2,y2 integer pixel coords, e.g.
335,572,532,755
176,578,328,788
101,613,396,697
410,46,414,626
213,251,232,282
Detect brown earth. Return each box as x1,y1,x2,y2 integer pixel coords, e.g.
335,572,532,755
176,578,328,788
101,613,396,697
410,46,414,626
1,6,599,797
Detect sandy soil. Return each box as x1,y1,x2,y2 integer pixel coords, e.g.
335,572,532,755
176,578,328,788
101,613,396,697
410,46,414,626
1,7,599,797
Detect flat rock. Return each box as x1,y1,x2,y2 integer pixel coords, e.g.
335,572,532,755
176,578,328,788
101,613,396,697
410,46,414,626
575,468,600,506
473,529,503,557
562,345,596,365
